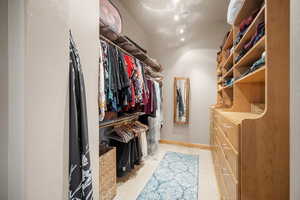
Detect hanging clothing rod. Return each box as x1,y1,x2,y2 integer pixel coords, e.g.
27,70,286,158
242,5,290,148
100,35,163,78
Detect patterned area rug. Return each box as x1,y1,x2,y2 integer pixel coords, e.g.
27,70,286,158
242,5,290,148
137,152,199,200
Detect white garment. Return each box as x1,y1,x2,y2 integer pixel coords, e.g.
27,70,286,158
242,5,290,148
147,81,162,155
99,42,106,121
153,81,162,140
227,0,245,25
140,131,148,160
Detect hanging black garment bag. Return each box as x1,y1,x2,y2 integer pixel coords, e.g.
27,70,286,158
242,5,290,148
69,31,93,200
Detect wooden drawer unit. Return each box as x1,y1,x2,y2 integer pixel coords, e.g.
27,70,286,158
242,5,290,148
214,112,240,151
212,110,240,200
214,135,230,199
217,126,239,180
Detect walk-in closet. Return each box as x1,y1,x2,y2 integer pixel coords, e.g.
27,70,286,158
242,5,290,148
2,0,298,200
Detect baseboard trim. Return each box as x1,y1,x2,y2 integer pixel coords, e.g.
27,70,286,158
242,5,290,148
159,139,212,151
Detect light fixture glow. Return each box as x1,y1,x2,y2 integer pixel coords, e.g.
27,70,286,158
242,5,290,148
179,28,184,34
174,15,179,21
180,38,185,42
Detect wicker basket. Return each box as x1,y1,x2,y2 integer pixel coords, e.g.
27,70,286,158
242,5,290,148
99,146,117,200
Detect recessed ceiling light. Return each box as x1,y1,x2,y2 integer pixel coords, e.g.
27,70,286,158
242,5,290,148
174,15,179,21
180,38,185,42
179,29,184,34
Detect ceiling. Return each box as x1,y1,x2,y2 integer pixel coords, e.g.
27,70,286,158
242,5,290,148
119,0,230,48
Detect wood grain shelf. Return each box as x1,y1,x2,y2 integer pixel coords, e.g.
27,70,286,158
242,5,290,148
234,36,266,69
222,67,234,79
235,66,266,84
223,30,233,51
235,5,266,53
223,53,233,69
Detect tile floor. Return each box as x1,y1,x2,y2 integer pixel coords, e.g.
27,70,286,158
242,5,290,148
115,143,220,200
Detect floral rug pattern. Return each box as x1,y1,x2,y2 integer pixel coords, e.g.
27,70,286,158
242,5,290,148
137,152,199,200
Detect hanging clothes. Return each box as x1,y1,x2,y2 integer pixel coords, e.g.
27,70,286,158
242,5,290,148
153,81,162,140
140,131,148,160
123,54,136,108
69,31,93,200
99,42,106,121
144,79,157,116
133,59,146,104
146,80,162,155
108,121,147,177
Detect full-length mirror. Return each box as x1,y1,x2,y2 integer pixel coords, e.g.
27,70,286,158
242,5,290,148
174,77,190,124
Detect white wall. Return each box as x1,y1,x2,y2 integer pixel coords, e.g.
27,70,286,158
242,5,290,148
155,46,217,144
8,0,25,199
0,0,9,199
110,0,150,51
24,1,69,199
149,23,229,145
291,0,300,199
22,1,100,199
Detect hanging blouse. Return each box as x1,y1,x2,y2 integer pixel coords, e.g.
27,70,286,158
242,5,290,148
99,42,106,121
123,54,136,108
133,59,146,104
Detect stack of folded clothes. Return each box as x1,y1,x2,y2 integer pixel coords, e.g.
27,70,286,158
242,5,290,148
237,51,266,80
235,22,265,63
234,9,260,46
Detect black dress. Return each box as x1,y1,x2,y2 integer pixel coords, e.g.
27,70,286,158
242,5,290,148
69,31,93,200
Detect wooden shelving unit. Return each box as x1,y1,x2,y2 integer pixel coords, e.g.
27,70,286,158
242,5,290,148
211,0,289,200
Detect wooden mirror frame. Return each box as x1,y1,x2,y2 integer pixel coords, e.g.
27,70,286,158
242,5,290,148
173,77,190,125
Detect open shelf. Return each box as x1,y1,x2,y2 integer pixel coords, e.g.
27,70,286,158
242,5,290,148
235,66,266,84
222,67,234,80
223,53,234,70
235,5,265,52
223,30,233,50
235,36,266,69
